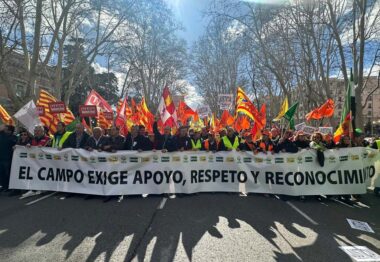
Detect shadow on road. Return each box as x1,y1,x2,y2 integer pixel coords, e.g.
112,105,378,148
0,193,379,261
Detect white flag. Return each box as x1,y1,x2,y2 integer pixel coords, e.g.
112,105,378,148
14,100,42,134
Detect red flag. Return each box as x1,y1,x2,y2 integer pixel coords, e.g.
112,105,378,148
234,115,250,132
115,98,128,136
85,90,112,112
306,99,334,121
157,86,178,127
177,100,196,125
219,110,234,127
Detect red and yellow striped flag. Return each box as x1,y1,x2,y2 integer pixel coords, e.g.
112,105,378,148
37,89,75,133
0,104,14,125
139,98,154,131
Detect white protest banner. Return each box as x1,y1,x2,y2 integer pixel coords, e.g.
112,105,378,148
14,100,42,134
10,147,379,196
340,246,380,261
295,122,306,131
347,219,375,233
319,127,333,135
303,125,318,134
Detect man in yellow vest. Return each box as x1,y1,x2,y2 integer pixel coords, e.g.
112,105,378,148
191,129,202,151
51,122,72,149
219,127,240,151
371,137,380,149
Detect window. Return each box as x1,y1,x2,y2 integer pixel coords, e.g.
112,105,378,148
338,104,342,109
368,111,372,116
338,97,342,102
15,84,25,97
368,103,372,109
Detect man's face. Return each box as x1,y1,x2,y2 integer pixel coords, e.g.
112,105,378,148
57,123,65,133
194,132,201,139
93,128,102,138
180,128,187,137
139,127,146,136
131,126,139,136
110,127,119,137
227,128,234,137
34,127,44,138
201,128,207,135
164,126,171,135
208,134,215,142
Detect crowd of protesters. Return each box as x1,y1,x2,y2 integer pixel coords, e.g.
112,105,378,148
0,117,379,201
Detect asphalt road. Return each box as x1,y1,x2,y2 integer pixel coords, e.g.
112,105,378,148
0,191,379,262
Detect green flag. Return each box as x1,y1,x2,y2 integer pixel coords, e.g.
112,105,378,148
66,118,80,132
284,102,298,121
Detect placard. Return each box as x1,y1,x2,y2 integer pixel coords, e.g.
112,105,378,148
103,112,113,120
36,106,45,116
319,127,333,135
295,122,306,131
347,219,375,233
197,105,211,118
340,246,380,261
79,105,98,117
302,125,318,134
48,102,66,114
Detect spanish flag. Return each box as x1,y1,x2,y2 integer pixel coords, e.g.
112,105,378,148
333,73,353,143
0,104,14,125
273,96,288,121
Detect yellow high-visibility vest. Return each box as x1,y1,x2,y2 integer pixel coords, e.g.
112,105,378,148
222,136,239,150
191,139,202,149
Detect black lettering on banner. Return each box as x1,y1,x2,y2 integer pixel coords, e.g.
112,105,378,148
275,172,284,185
250,171,259,184
221,170,228,183
229,170,237,183
305,171,315,185
191,170,197,183
95,171,104,184
18,166,31,180
120,171,128,184
134,171,143,184
19,166,27,180
344,170,358,184
74,170,84,183
213,170,220,182
88,171,95,184
108,171,118,185
56,168,66,182
172,171,182,183
144,170,153,184
327,171,337,184
37,167,46,181
285,172,294,186
205,170,211,182
199,170,204,183
153,171,163,184
47,168,54,181
66,169,73,182
337,170,343,184
237,171,247,183
266,172,274,184
294,172,304,185
164,171,172,183
315,171,326,185
369,166,375,178
358,169,363,183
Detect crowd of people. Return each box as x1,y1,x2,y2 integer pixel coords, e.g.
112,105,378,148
0,118,379,200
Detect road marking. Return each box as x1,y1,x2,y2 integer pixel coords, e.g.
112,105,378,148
25,192,57,206
332,199,354,208
286,201,318,226
158,198,167,209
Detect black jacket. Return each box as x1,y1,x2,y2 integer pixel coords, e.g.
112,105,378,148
86,136,109,150
175,135,192,150
153,122,177,151
277,139,299,153
62,132,90,149
0,131,17,161
239,141,256,151
106,135,125,151
295,140,310,149
124,134,152,151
